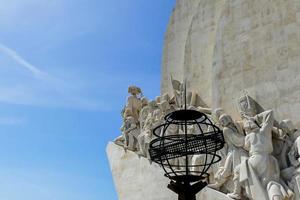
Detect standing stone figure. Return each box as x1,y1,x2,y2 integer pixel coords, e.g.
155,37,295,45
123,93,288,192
228,94,288,200
120,108,140,151
286,134,300,199
126,86,143,123
114,86,143,149
137,114,154,158
137,100,161,158
139,97,149,129
209,113,247,190
170,76,183,108
273,119,300,170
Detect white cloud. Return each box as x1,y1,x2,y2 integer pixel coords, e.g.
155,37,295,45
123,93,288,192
0,43,48,79
0,44,111,111
0,1,161,111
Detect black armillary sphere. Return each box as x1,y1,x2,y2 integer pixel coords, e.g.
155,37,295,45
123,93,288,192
149,97,225,200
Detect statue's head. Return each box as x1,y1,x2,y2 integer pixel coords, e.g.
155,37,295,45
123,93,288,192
155,96,161,104
213,108,224,120
244,119,260,134
237,92,256,117
159,100,170,112
219,114,233,127
128,86,142,96
141,97,148,107
280,119,297,135
187,105,197,110
170,75,182,91
161,93,170,102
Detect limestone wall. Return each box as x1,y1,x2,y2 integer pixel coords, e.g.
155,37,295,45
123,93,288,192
162,0,300,125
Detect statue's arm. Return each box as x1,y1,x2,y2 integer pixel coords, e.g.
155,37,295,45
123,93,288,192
257,110,274,134
126,96,133,108
272,126,284,139
124,119,137,133
224,126,244,147
295,137,300,164
244,135,251,151
287,138,300,167
197,106,212,114
288,144,299,167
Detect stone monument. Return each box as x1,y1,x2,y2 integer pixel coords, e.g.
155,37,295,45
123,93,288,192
107,0,300,199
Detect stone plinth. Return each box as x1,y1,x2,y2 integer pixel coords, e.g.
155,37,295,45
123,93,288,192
106,142,232,200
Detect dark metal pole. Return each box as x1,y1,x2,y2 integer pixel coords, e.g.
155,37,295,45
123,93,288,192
168,181,207,200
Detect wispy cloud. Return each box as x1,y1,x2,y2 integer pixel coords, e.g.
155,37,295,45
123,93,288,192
0,43,48,79
0,43,110,111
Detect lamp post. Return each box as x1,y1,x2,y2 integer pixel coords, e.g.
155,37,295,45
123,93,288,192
149,88,225,200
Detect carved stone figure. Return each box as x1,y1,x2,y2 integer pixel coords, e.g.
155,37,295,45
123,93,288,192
121,108,140,151
114,86,143,149
237,93,257,118
126,86,143,122
155,96,161,104
137,114,154,158
153,108,162,127
161,93,170,103
139,97,149,129
273,119,300,170
137,100,162,158
170,76,183,107
114,85,300,200
114,106,128,147
225,92,290,200
111,83,300,200
228,110,279,199
159,100,171,117
284,134,300,199
209,114,247,190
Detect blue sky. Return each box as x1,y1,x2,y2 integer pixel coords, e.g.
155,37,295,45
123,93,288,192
0,1,175,199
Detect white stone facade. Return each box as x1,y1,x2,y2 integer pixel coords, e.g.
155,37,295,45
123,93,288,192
162,0,300,126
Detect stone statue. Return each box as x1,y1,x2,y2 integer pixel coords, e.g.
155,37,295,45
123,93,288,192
209,113,247,190
121,108,140,151
114,86,143,149
280,124,300,199
159,100,171,116
155,96,161,104
228,109,279,199
114,85,300,200
137,114,154,158
161,93,170,103
226,93,289,200
114,106,128,147
170,76,183,108
137,100,162,158
139,97,149,129
273,119,300,170
126,86,143,123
